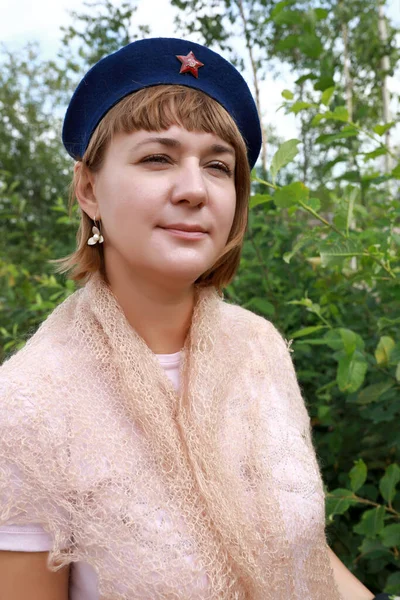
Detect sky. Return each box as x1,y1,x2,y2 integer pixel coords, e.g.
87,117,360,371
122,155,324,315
1,0,400,143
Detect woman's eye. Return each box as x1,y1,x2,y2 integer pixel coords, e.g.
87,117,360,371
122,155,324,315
141,154,170,164
208,162,233,176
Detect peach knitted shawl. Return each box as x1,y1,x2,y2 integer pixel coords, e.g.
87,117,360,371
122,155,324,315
0,273,343,599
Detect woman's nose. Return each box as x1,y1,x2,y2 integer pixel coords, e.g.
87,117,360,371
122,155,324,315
170,161,208,207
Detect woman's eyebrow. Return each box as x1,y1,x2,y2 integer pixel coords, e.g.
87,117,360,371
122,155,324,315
133,136,180,150
130,137,235,156
209,144,235,157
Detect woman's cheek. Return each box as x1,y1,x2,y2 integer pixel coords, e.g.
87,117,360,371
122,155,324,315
222,203,236,242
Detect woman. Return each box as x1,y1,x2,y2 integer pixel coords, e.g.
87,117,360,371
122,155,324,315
0,37,387,600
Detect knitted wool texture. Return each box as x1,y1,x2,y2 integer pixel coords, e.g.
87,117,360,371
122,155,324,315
0,274,343,599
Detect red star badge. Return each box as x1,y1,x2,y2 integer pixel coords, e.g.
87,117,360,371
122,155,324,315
176,51,204,79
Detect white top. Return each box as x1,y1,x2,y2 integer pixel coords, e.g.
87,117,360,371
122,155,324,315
0,350,182,600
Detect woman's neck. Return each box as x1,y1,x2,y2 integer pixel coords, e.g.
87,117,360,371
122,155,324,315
104,263,196,354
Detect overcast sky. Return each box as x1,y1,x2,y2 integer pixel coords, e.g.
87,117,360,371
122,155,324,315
1,0,400,142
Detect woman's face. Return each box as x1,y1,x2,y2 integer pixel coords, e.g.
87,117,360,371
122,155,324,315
91,125,237,289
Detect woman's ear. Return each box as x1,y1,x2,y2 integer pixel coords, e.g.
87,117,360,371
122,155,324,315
74,162,100,219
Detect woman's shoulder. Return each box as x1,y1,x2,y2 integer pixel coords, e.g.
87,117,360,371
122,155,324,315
220,299,288,347
1,330,70,390
0,291,83,424
0,342,69,434
1,286,84,370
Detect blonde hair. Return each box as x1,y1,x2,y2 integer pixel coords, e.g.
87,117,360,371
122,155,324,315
53,85,251,292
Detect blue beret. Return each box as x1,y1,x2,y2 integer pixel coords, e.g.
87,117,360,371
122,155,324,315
62,37,261,169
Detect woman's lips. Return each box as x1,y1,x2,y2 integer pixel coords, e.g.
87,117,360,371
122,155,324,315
160,227,208,240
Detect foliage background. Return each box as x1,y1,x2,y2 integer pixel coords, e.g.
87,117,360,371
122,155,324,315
1,0,399,594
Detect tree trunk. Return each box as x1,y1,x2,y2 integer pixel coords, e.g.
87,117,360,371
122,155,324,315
339,3,357,270
377,0,392,173
235,0,267,176
341,19,353,121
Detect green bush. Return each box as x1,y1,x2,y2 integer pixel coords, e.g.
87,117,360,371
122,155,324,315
226,93,400,592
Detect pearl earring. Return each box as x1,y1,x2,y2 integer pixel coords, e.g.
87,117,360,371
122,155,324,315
87,216,104,245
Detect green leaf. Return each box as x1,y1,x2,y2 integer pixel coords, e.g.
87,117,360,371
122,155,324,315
303,197,321,212
385,571,400,592
294,338,329,346
396,363,400,382
339,171,361,183
290,326,327,339
324,328,365,352
273,181,309,208
276,34,299,52
314,8,328,19
391,163,400,179
249,194,273,209
362,173,391,187
337,352,368,393
388,343,400,365
357,382,394,405
244,297,275,317
316,129,358,145
271,0,295,18
299,34,323,59
319,240,363,267
295,72,318,85
290,101,315,114
330,106,350,121
333,211,348,230
375,336,395,366
325,488,359,518
363,147,388,161
273,9,301,26
359,538,392,559
287,298,313,308
320,247,349,268
341,329,361,355
379,463,400,504
380,524,400,548
373,122,395,136
311,113,325,126
35,293,43,306
314,76,336,92
281,89,294,100
353,506,386,538
317,106,350,123
270,139,301,183
367,402,400,425
318,405,331,422
321,155,349,175
321,86,335,106
349,459,367,492
378,316,400,331
282,235,311,264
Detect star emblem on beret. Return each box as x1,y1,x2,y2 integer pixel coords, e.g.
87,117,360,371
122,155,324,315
176,51,204,78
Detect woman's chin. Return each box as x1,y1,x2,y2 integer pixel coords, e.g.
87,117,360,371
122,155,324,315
156,262,212,285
